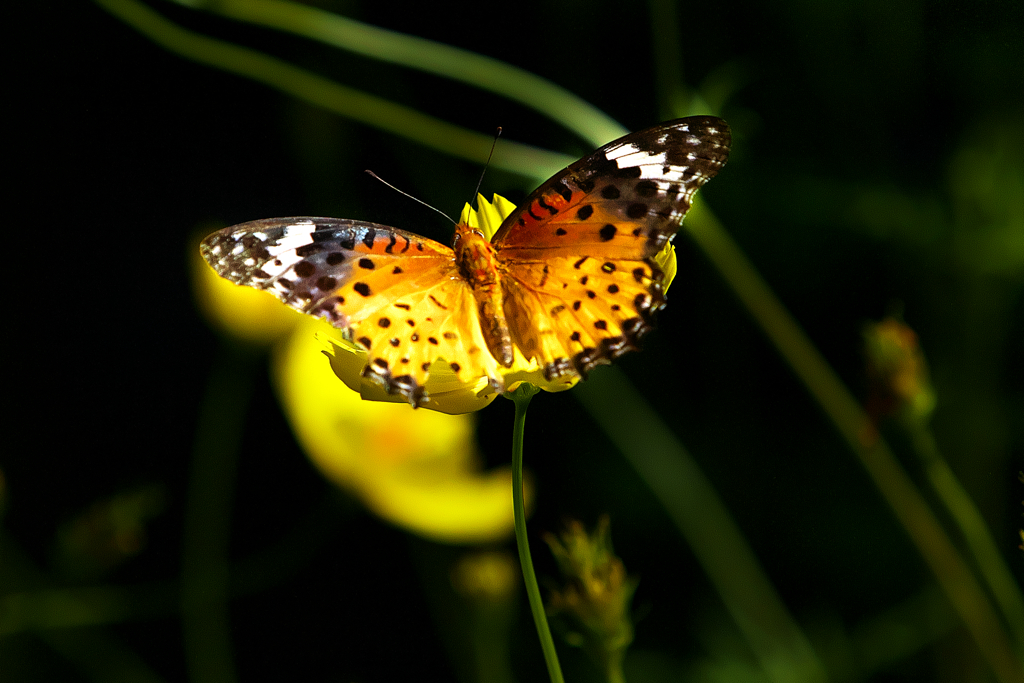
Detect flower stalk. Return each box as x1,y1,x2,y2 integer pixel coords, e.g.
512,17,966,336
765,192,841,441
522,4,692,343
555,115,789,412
508,383,564,683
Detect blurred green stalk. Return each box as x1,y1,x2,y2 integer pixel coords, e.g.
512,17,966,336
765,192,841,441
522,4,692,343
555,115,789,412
182,345,258,683
576,371,830,683
166,0,626,148
683,200,1024,683
94,0,574,180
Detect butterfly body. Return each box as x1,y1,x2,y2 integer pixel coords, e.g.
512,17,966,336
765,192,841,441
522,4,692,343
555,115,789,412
453,224,515,368
202,116,731,407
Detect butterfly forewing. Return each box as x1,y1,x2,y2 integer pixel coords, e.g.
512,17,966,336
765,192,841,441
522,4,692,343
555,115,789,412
200,217,502,403
493,116,730,380
491,116,730,258
201,218,452,308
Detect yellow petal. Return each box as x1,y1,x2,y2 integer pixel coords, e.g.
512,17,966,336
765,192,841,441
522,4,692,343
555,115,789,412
461,193,517,241
321,335,501,414
655,242,677,294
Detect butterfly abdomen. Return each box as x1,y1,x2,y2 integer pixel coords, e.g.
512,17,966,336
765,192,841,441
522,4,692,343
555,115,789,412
453,224,515,367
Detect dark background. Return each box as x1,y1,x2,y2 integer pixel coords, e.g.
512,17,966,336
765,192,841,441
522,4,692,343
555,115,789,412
5,1,1022,681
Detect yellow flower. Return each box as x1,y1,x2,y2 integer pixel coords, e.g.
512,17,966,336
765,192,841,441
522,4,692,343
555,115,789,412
274,320,525,543
192,237,526,543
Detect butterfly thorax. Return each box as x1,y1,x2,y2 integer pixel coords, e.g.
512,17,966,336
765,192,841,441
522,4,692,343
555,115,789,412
453,223,514,368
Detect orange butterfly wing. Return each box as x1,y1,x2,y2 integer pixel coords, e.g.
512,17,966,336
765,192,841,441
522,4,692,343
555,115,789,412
492,116,731,380
201,218,503,404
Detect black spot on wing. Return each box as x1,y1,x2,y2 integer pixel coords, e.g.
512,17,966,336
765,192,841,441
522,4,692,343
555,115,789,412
554,181,573,203
626,203,648,219
635,180,658,197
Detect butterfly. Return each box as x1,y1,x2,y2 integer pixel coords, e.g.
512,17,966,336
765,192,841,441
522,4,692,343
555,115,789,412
201,116,730,407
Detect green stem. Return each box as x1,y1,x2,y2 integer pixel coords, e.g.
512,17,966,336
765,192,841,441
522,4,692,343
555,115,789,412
508,384,564,683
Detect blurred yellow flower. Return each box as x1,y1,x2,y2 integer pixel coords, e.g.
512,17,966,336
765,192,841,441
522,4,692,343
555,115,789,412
274,322,524,543
450,550,520,683
190,229,298,344
192,238,527,543
450,550,519,603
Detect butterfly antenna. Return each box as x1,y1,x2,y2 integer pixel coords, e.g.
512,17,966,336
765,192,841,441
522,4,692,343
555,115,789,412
470,127,502,208
365,170,456,226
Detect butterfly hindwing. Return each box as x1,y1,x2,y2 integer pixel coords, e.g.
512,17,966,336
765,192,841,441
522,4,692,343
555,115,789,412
351,276,505,404
201,217,502,402
501,255,664,380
